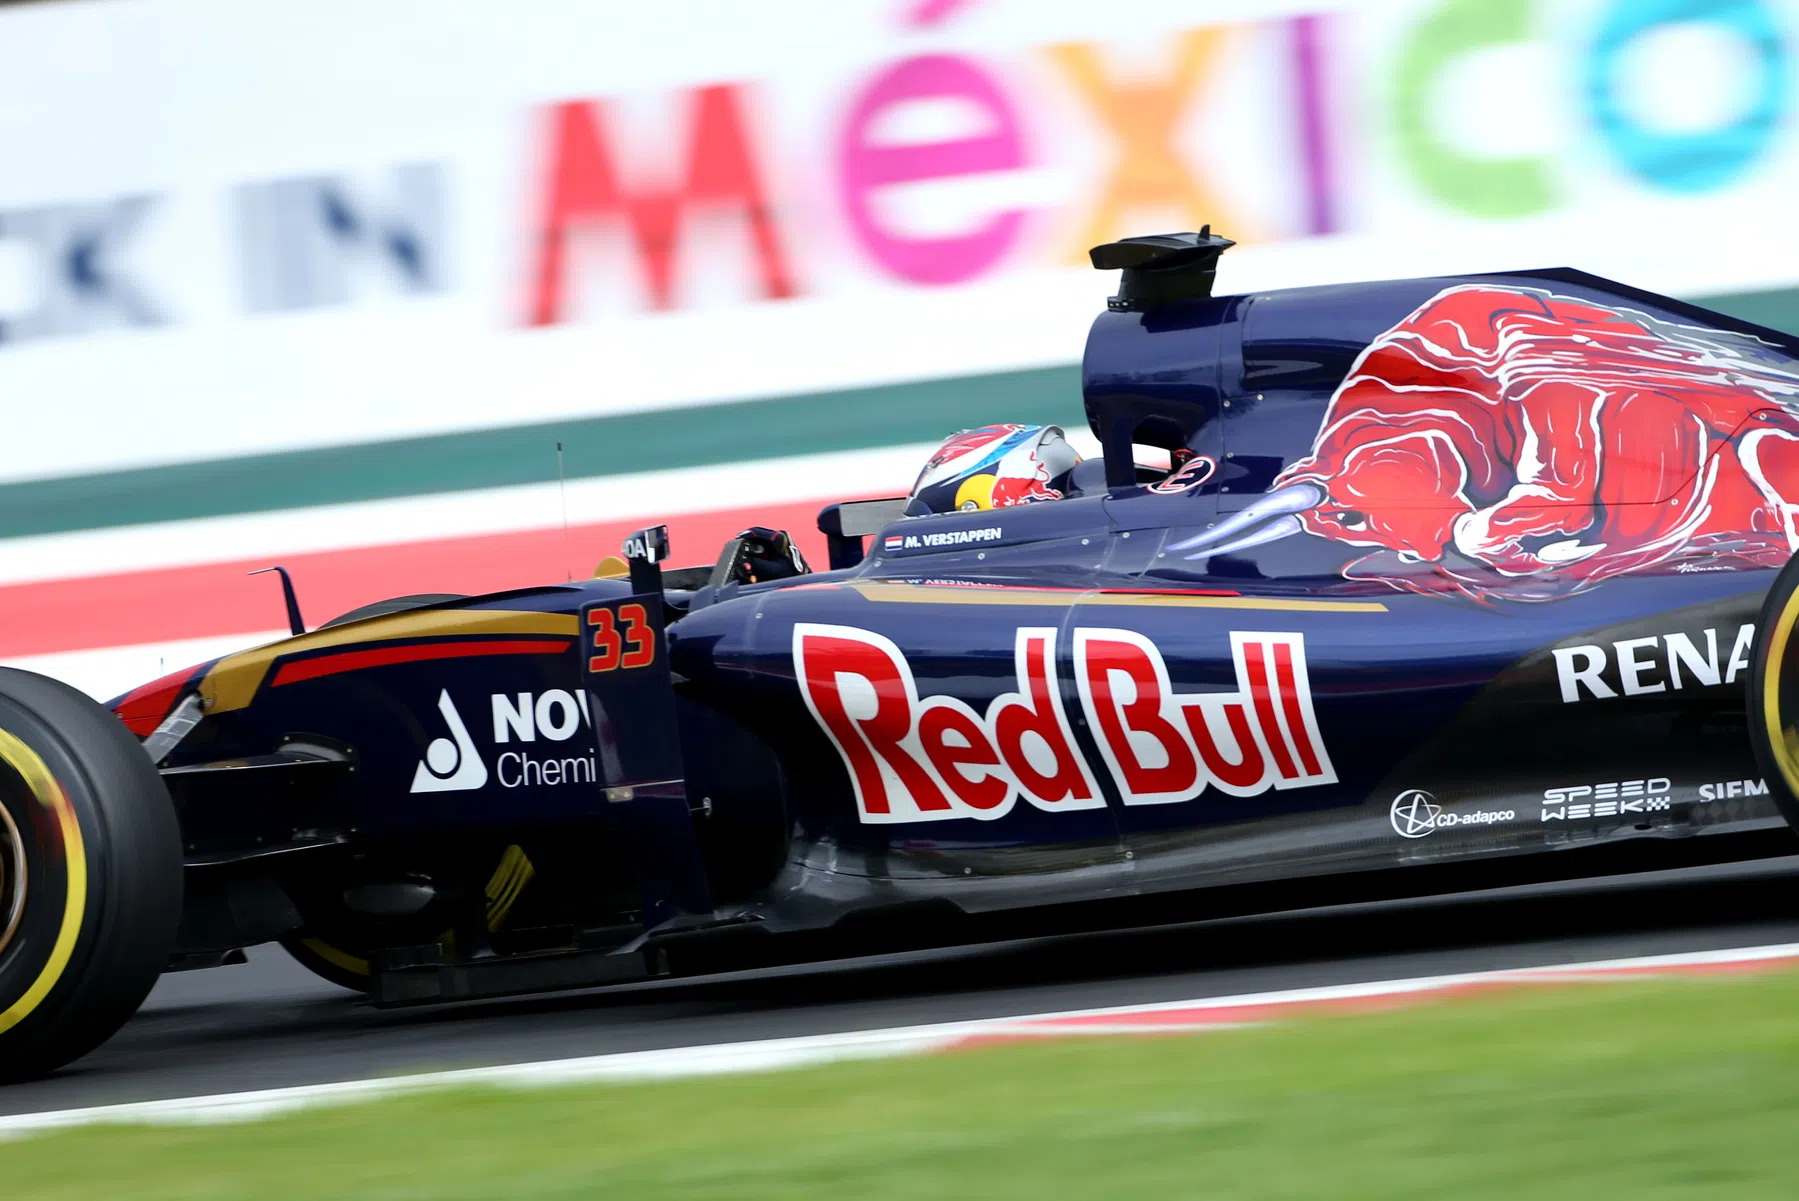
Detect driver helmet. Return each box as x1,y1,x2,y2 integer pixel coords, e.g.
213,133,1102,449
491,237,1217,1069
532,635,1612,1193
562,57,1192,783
905,424,1082,517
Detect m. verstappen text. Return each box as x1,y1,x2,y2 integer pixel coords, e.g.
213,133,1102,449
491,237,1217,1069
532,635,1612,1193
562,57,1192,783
793,624,1334,824
890,527,1005,551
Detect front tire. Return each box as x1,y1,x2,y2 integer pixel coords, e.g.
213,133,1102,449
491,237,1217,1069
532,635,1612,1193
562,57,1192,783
0,669,183,1082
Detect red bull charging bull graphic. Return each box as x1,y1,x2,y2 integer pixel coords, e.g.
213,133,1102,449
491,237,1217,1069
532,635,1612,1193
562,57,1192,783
1175,286,1799,602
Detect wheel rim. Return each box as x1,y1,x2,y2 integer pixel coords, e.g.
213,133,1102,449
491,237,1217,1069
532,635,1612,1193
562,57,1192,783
0,800,24,960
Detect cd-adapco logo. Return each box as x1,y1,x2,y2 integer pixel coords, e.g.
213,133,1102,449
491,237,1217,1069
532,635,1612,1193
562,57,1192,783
1390,789,1440,838
1390,789,1515,839
411,690,488,793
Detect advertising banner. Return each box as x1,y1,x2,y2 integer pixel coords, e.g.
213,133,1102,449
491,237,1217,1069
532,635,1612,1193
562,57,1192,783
0,0,1793,478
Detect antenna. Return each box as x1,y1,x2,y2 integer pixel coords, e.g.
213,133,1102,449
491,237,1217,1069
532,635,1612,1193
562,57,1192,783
557,441,572,582
248,566,306,635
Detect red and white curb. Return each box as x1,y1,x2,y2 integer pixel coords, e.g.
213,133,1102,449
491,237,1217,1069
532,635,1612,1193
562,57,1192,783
3,941,1796,1142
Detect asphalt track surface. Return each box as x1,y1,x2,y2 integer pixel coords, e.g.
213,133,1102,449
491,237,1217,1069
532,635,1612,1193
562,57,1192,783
8,853,1799,1118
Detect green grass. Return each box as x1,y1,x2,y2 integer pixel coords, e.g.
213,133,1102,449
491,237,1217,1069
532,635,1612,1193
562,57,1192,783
12,969,1799,1199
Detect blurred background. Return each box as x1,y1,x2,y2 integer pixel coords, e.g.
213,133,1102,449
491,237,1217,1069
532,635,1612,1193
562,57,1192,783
0,0,1791,701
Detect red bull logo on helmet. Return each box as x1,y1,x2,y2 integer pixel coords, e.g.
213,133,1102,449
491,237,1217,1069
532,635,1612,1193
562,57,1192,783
1173,286,1799,602
793,623,1333,823
907,423,1080,517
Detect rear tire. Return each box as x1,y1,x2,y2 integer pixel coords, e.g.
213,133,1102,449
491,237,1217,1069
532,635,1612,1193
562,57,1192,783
0,668,183,1082
1748,556,1799,833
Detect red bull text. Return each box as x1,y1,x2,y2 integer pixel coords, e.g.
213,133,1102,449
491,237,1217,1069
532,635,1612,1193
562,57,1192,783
794,624,1334,824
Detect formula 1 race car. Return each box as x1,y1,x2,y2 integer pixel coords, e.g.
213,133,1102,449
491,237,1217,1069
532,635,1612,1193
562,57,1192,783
10,229,1799,1080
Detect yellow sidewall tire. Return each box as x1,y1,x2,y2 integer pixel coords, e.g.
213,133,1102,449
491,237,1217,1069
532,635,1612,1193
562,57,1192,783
277,934,371,994
0,669,182,1082
1748,556,1799,832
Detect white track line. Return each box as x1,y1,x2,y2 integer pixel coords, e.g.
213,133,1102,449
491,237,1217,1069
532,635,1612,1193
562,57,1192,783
0,443,933,588
2,940,1794,1141
3,630,288,702
0,432,1106,589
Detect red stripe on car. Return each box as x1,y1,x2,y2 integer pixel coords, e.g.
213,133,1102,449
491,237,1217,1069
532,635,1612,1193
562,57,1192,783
111,664,209,735
270,639,571,687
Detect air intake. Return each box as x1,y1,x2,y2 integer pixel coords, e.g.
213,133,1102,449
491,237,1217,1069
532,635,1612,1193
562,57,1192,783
1089,228,1236,311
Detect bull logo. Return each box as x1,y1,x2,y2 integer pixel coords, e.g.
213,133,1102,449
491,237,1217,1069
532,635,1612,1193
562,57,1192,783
1173,285,1799,601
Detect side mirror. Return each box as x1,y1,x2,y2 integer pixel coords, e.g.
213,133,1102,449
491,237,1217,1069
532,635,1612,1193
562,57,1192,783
817,497,909,569
622,525,670,596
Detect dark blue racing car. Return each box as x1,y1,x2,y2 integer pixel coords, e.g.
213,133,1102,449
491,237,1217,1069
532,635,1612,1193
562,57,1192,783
7,229,1799,1080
